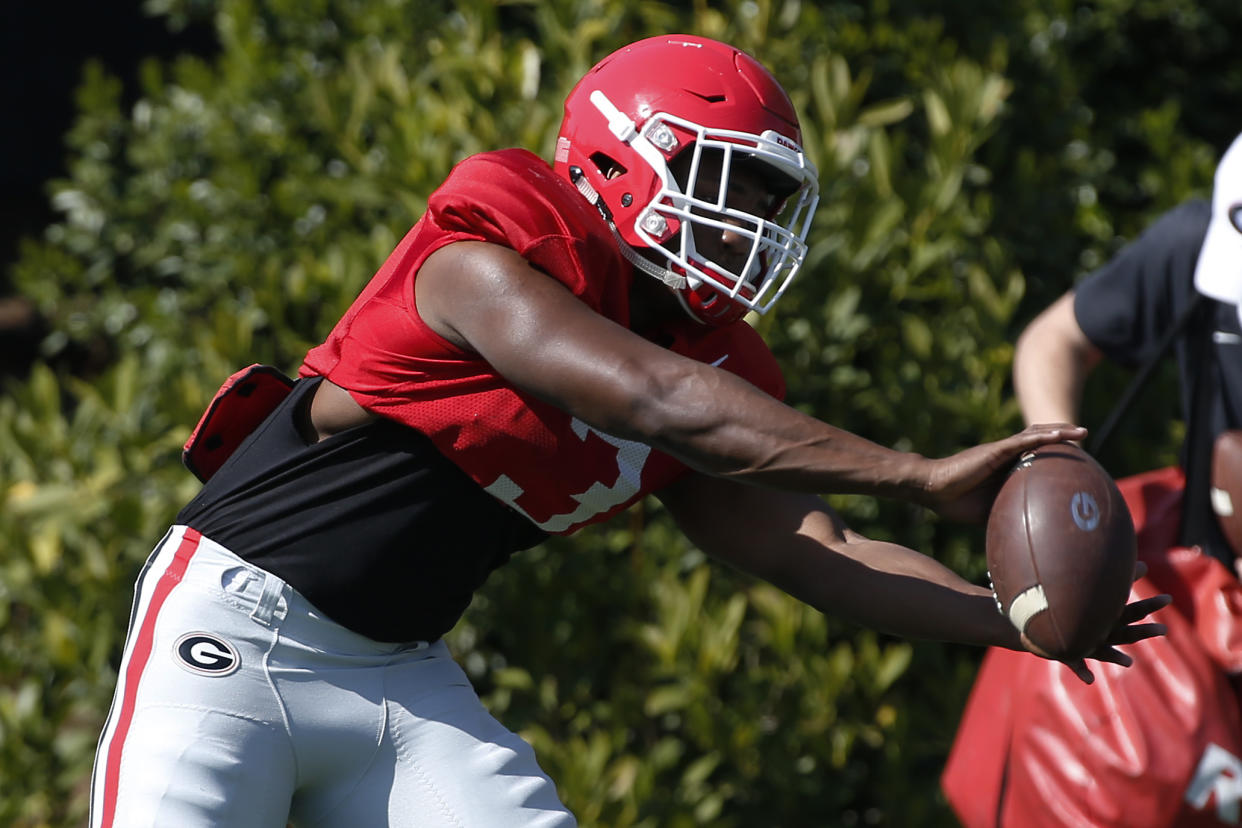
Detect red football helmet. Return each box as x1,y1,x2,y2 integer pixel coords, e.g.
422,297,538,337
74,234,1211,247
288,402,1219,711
553,35,820,325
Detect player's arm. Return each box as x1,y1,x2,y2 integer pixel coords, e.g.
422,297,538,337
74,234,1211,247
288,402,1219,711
657,471,1017,646
656,471,1169,680
415,241,1083,520
1013,291,1104,427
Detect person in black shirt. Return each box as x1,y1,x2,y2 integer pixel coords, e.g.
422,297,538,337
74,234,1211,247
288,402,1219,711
1013,132,1242,566
950,131,1242,828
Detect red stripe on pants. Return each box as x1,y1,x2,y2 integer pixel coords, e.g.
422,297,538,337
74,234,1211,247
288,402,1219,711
100,527,202,827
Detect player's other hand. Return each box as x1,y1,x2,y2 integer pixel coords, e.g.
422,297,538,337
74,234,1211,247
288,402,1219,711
920,423,1088,524
1024,562,1171,684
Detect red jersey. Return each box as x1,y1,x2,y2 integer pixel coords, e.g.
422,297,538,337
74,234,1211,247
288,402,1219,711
301,148,785,535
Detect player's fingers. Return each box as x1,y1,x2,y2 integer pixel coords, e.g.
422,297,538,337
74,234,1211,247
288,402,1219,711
1090,646,1134,668
1025,422,1085,432
1012,423,1088,446
1065,658,1095,684
1081,642,1133,668
1119,593,1172,623
1108,621,1167,645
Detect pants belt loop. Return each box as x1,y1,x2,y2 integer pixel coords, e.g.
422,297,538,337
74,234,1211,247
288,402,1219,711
250,572,286,626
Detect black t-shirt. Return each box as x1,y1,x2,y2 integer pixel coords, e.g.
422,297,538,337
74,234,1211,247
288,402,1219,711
1073,198,1242,555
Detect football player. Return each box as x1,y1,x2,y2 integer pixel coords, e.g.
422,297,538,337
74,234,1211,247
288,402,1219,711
91,35,1169,827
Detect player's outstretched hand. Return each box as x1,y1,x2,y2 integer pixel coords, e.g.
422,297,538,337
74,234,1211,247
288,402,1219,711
1021,562,1171,684
921,423,1089,524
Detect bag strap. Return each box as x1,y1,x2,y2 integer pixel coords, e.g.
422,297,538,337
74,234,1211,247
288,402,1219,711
1087,294,1207,456
1177,303,1233,563
1082,292,1232,564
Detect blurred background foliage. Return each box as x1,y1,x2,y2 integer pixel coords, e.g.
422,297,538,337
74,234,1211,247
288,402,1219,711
2,0,1240,825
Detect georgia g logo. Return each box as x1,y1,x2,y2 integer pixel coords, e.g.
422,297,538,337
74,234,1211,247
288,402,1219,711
174,632,240,676
1070,491,1101,531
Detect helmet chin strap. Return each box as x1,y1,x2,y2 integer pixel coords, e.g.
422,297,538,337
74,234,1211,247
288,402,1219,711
569,164,688,291
613,229,688,291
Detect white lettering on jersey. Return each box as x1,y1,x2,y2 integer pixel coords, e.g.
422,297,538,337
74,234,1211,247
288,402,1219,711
1185,742,1242,825
484,418,651,533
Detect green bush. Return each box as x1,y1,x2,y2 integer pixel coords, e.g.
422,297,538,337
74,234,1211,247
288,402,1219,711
3,1,1239,825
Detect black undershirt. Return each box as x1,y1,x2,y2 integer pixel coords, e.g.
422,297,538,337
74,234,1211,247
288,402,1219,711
178,377,548,643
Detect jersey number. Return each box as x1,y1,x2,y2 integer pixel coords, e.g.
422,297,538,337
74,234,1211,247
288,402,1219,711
483,418,651,533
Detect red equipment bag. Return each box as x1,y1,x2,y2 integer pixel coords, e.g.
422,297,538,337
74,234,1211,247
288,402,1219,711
182,364,295,483
942,466,1242,827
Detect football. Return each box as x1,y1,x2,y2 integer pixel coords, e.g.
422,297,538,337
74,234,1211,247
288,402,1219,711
1212,429,1242,557
986,442,1137,659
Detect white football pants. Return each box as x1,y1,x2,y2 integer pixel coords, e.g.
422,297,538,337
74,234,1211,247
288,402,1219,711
90,525,576,827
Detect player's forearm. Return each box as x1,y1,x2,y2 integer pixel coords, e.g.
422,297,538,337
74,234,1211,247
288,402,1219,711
631,362,932,499
664,476,1025,651
769,534,1021,649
